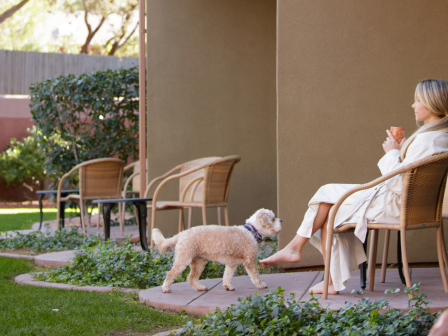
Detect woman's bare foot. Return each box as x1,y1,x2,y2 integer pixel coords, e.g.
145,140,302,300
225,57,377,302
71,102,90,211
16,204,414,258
308,281,339,295
259,248,301,267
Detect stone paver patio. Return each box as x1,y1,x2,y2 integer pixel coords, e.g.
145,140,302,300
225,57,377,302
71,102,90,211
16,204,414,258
139,267,448,315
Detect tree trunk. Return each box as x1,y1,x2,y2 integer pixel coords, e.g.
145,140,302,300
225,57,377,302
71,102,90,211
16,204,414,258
80,14,106,54
0,0,30,24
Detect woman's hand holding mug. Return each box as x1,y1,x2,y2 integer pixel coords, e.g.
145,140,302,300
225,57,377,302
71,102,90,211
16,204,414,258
383,129,406,153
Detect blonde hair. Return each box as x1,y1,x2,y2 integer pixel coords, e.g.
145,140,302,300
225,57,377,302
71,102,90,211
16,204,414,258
400,79,448,160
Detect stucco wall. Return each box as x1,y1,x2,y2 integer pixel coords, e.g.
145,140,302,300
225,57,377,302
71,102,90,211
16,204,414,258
146,0,277,236
0,96,33,152
277,0,448,267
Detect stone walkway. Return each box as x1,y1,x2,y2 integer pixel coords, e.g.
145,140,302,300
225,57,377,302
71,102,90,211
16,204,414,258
139,267,448,315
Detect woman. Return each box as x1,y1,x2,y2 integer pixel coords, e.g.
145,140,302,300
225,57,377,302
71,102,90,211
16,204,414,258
260,79,448,295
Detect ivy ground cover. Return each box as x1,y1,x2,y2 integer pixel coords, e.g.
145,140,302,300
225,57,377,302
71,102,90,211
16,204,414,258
36,238,285,289
0,256,183,336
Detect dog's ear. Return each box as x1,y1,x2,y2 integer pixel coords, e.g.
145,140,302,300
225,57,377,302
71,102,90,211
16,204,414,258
256,210,273,228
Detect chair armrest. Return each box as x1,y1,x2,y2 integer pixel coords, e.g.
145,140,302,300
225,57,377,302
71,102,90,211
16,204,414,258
180,176,204,202
143,166,182,198
327,164,410,232
149,160,223,204
56,166,80,221
124,161,138,172
122,171,141,197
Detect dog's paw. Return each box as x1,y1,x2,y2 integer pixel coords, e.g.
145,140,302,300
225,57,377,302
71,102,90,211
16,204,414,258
256,282,268,289
195,286,209,292
162,286,171,293
224,285,235,291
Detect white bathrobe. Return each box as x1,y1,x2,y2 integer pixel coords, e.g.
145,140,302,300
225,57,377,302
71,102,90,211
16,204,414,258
297,130,448,291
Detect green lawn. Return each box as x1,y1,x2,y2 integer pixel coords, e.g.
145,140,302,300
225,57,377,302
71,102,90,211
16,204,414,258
0,209,82,232
0,257,183,336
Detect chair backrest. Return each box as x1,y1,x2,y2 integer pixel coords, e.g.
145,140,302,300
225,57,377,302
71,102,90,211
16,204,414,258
202,156,241,205
179,157,220,202
79,158,125,200
401,152,448,227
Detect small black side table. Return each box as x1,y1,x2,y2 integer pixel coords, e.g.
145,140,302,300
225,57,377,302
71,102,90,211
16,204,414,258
92,198,152,252
36,190,79,230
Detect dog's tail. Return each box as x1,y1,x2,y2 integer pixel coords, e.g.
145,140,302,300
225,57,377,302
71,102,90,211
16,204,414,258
152,228,178,254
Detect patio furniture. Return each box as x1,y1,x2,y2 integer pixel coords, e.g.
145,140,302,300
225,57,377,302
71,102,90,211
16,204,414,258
323,152,448,299
92,198,152,251
144,155,241,248
56,158,125,235
377,173,448,288
118,161,146,235
36,190,79,230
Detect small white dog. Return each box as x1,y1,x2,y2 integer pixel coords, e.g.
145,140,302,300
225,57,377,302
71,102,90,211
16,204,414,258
152,209,282,293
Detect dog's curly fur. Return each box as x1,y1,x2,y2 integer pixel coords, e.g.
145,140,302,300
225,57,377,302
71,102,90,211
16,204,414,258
152,209,282,293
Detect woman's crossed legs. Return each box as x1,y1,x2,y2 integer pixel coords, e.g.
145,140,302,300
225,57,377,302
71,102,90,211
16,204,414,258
259,203,339,295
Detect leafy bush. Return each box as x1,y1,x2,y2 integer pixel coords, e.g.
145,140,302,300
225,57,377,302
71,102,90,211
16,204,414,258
35,238,284,289
29,67,139,188
0,227,100,252
0,126,46,188
180,284,439,336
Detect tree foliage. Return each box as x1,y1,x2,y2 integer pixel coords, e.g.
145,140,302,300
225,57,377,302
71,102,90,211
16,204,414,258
29,66,139,188
0,0,49,51
50,0,139,56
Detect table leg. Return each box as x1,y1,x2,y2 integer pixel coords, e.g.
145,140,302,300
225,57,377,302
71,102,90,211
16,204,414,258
360,230,369,289
38,194,44,231
102,203,115,241
59,201,66,230
133,201,150,252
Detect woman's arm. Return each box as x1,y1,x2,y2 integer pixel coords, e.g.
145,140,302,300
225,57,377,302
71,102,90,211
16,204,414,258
379,133,442,194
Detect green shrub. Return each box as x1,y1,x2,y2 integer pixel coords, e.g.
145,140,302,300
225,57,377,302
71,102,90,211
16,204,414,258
29,67,139,188
35,238,284,289
0,126,46,189
180,284,439,336
0,227,100,252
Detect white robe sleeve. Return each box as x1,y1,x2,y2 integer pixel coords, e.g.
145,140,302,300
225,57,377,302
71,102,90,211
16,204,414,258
376,133,445,195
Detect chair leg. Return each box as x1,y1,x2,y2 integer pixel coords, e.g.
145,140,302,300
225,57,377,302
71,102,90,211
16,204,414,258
150,207,156,249
368,229,379,292
188,208,192,229
322,230,334,300
441,223,448,271
399,228,413,298
133,205,139,227
217,207,222,226
381,229,390,283
118,203,124,235
79,200,86,236
224,206,229,226
437,226,448,293
202,207,207,225
98,204,102,231
178,209,185,233
396,231,406,285
360,230,369,289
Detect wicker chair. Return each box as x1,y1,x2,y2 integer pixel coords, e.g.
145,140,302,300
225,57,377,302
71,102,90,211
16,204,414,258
144,156,241,248
322,152,448,299
56,158,125,235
